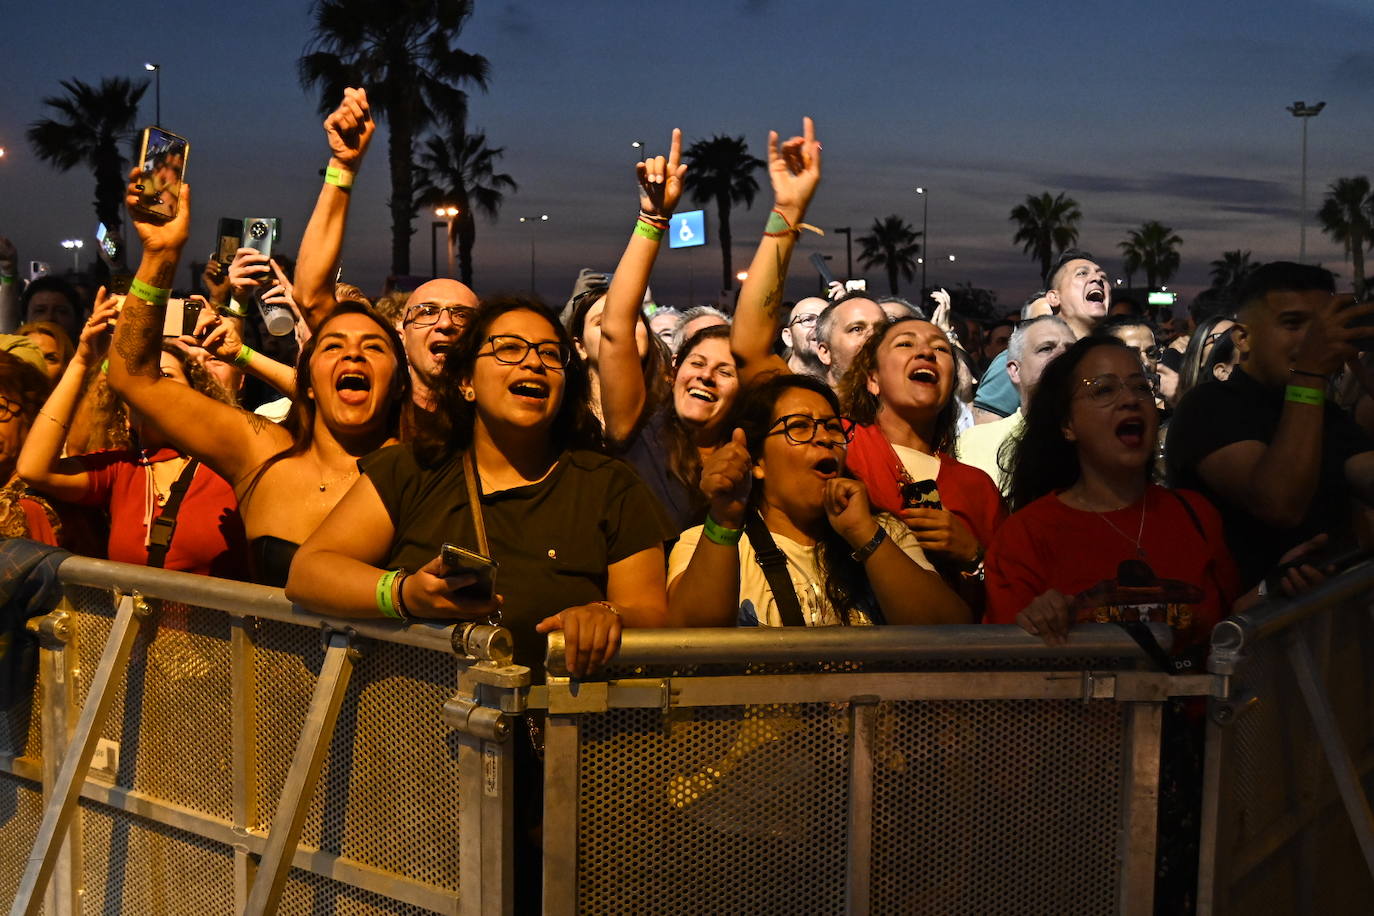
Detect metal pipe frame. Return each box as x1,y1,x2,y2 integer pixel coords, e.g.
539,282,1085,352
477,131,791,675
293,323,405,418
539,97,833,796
243,628,361,915
32,608,79,916
545,622,1175,675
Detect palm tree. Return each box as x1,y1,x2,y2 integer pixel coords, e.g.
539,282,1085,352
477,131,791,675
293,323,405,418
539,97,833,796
857,215,922,295
1009,192,1082,282
1118,221,1183,289
1317,176,1374,298
26,77,148,233
683,135,764,290
299,0,490,276
413,128,517,286
1209,249,1256,293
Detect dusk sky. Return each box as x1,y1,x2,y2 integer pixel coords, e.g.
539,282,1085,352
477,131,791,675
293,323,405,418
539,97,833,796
3,0,1372,312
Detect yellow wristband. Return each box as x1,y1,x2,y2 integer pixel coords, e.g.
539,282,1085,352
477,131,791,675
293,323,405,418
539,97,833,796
129,277,170,306
1285,384,1324,406
325,165,355,190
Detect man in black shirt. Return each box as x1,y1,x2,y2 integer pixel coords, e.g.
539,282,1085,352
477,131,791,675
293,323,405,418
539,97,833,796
1167,262,1374,588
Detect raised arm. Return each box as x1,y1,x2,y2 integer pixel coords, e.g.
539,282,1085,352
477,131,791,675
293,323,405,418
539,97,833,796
294,87,376,332
599,128,686,443
16,290,119,500
666,428,753,626
731,117,823,386
186,308,296,400
0,237,20,331
107,177,291,487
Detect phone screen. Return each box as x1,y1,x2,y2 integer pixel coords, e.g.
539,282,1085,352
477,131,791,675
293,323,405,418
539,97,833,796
134,127,189,222
216,218,243,264
96,223,121,264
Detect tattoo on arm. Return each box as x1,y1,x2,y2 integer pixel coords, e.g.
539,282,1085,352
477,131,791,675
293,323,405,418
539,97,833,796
762,248,789,321
243,411,271,435
113,261,178,380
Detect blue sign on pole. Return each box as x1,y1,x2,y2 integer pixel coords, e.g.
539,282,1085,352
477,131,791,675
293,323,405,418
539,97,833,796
669,210,706,249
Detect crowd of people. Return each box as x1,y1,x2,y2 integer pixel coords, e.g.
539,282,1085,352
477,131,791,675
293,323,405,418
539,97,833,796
4,87,1373,911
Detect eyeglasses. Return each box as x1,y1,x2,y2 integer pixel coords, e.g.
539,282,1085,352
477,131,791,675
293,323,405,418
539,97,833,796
767,413,856,445
481,335,571,369
1075,373,1156,407
1203,326,1239,349
788,313,820,327
0,395,20,422
404,303,476,328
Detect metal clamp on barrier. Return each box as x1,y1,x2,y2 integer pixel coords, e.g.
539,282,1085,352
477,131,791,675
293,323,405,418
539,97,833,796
443,624,530,740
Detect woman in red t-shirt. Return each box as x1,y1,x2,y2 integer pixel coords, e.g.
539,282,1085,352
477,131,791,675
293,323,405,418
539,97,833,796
985,336,1321,648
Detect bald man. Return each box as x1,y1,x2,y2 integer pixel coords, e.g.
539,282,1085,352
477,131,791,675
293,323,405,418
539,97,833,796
397,278,478,410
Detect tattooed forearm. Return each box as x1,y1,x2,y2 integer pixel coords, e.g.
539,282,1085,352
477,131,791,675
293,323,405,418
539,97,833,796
761,247,793,321
112,262,178,380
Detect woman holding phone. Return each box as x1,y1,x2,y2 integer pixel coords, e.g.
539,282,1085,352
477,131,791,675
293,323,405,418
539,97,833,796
286,298,673,678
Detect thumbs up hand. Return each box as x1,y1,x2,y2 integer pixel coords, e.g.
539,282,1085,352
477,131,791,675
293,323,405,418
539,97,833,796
699,427,753,528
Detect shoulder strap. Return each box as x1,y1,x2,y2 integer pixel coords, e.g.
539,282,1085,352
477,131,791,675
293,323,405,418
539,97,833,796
462,450,490,557
146,459,200,570
743,513,807,627
1166,488,1206,541
1116,620,1193,675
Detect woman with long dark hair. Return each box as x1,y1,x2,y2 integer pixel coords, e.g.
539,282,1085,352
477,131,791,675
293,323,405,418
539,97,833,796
104,177,410,586
288,298,672,676
667,373,968,626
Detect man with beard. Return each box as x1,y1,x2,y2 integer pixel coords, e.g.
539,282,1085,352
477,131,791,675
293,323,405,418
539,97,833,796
780,296,827,377
814,292,887,388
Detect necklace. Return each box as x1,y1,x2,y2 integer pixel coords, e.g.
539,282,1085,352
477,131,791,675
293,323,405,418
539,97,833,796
1093,496,1149,559
312,455,359,492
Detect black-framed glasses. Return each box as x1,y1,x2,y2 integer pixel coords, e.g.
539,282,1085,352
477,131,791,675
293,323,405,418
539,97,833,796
1075,373,1155,407
767,413,856,445
0,395,20,423
481,335,571,369
788,313,820,327
404,303,476,328
1203,326,1239,349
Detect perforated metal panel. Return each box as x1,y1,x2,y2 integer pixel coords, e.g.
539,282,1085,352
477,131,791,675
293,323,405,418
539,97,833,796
577,703,850,916
870,699,1126,915
252,620,464,891
276,868,447,915
0,774,45,904
77,799,234,914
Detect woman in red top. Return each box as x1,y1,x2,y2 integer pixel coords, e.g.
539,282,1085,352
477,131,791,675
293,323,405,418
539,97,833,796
985,336,1322,649
18,292,247,578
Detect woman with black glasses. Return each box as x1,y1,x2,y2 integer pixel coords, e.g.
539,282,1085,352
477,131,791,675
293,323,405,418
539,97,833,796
666,374,968,627
288,298,673,677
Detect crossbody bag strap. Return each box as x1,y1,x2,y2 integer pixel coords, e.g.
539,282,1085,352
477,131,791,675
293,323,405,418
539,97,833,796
743,513,807,627
146,459,200,570
462,450,490,557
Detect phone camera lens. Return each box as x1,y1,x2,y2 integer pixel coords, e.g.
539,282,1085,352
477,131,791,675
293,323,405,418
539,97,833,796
249,221,268,240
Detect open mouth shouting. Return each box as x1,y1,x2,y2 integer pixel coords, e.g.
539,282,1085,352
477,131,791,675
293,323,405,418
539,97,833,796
908,366,939,385
335,370,372,405
812,455,841,479
1085,281,1107,305
509,377,551,403
1115,416,1146,448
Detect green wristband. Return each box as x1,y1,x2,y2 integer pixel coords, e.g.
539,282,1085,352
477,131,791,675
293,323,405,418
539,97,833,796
1285,384,1324,406
703,513,744,546
0,275,15,285
634,220,665,243
325,164,355,189
129,276,170,306
376,569,402,618
764,209,796,237
232,345,255,368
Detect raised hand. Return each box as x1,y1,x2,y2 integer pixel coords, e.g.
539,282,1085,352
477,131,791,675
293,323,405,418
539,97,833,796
768,116,821,220
202,257,231,306
929,289,952,336
823,477,879,549
228,247,272,302
1294,293,1374,378
125,171,190,255
190,310,246,363
637,128,687,219
76,286,120,364
699,427,753,528
323,87,375,170
0,237,17,277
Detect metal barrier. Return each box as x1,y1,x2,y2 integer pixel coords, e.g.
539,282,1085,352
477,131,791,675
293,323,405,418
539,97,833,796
22,556,1372,913
1198,561,1374,915
0,556,527,916
532,627,1219,915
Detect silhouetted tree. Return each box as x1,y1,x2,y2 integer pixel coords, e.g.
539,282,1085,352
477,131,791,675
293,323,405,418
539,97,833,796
1317,176,1373,297
414,128,516,286
1119,221,1182,289
683,135,764,290
1010,192,1081,282
857,215,922,295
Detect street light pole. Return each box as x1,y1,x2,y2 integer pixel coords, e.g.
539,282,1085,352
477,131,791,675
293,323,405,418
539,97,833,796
833,227,852,279
430,221,445,278
1287,101,1325,263
433,206,459,277
144,63,161,124
518,215,549,295
61,239,83,272
916,187,929,293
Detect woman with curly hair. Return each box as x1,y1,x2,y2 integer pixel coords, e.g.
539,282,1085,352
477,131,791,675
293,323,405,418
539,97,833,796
0,349,61,544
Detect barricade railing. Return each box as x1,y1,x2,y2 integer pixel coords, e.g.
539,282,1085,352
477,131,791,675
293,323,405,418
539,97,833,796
1198,560,1374,915
532,625,1220,915
0,556,527,916
24,556,1374,913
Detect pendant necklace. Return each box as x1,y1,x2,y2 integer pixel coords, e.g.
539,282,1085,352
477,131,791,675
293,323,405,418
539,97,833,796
1093,495,1149,559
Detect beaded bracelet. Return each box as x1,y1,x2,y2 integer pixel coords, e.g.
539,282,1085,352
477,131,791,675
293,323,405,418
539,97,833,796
392,572,412,620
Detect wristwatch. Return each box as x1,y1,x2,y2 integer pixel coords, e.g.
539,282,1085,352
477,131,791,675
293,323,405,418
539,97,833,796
851,525,887,563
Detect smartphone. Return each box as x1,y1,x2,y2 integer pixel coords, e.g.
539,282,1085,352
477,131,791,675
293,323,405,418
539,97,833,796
440,543,498,601
901,479,942,511
96,223,123,267
216,218,244,265
161,297,202,338
241,217,280,261
29,261,50,281
809,252,837,288
130,127,190,223
1341,294,1374,352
